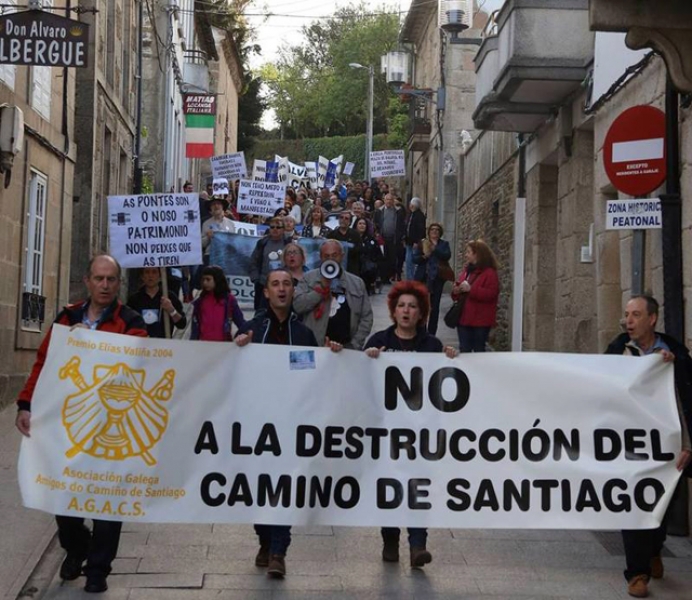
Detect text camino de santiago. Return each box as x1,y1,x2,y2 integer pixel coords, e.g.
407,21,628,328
194,365,672,515
0,18,87,67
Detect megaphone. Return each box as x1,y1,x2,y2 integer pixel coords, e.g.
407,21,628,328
320,260,341,280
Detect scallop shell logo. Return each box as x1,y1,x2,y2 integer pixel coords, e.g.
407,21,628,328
69,25,84,37
59,357,174,466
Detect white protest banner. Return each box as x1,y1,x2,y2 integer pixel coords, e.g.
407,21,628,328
237,179,286,217
20,325,681,530
305,162,318,188
212,178,229,197
210,152,247,180
107,193,201,268
317,155,329,188
252,159,267,181
370,149,406,178
343,162,355,176
230,220,262,237
288,162,307,189
606,198,662,230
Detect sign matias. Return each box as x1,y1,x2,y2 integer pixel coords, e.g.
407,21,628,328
0,10,89,68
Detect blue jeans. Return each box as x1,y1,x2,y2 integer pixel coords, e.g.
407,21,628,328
381,527,427,548
457,326,491,352
254,524,291,555
405,245,416,281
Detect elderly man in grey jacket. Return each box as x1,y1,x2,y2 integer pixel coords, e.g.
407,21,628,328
293,240,373,349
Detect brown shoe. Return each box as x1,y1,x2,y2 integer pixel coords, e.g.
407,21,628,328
650,554,664,579
410,547,432,568
627,574,649,598
254,544,270,568
267,554,286,578
382,540,399,562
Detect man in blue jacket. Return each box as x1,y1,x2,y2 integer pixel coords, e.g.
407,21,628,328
235,268,342,578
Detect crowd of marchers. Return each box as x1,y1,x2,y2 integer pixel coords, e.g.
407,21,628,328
13,178,692,599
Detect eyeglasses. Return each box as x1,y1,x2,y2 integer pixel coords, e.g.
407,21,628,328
269,225,284,230
285,250,301,256
339,215,351,220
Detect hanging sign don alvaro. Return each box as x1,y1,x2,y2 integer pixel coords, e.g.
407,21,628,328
0,10,89,67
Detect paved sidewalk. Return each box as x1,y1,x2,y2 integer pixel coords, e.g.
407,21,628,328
9,286,692,599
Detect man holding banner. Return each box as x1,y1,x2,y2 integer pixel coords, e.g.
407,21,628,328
15,254,147,594
605,295,692,598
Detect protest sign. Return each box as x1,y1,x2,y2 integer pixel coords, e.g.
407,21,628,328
370,150,406,178
331,155,344,176
325,161,338,188
317,156,329,188
19,327,681,529
210,152,247,180
237,179,286,217
288,162,307,189
343,162,355,176
265,161,279,183
305,162,318,188
212,178,229,197
107,193,201,268
252,159,267,181
275,156,289,183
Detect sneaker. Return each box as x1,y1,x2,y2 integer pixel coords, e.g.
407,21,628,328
255,544,270,568
84,575,108,593
627,574,649,598
267,554,286,578
59,554,84,581
410,547,432,568
382,540,399,562
650,555,664,579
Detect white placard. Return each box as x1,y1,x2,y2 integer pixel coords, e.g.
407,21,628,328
343,162,355,176
370,150,406,178
287,162,307,189
275,155,289,183
229,220,262,237
305,162,318,188
606,198,662,230
317,156,329,187
252,159,267,181
237,179,286,217
19,325,680,529
107,193,202,268
212,178,229,197
210,152,247,180
331,155,344,176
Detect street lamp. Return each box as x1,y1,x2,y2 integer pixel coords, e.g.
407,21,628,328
349,62,374,182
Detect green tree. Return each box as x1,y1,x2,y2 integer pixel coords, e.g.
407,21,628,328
261,3,405,141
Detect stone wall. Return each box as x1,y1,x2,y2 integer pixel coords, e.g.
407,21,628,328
458,154,518,350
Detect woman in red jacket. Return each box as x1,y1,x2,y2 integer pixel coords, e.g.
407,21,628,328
452,239,499,352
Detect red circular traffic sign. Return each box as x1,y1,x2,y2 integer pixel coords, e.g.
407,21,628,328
604,105,666,196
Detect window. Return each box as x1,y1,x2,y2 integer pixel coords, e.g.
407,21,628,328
22,171,48,329
31,66,52,119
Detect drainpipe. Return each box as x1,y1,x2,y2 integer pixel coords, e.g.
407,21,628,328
660,75,687,536
510,134,527,352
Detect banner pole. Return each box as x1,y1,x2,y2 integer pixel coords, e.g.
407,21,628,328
161,267,171,339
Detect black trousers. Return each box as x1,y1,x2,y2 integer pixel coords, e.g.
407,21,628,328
382,237,399,281
622,497,673,580
56,516,122,577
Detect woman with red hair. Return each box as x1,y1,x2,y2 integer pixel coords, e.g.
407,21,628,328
364,280,456,568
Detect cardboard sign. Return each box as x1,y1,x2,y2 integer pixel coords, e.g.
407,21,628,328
211,152,247,180
107,193,202,268
237,179,286,217
370,150,406,178
212,178,229,197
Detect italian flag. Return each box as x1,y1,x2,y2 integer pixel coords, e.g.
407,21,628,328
185,114,215,158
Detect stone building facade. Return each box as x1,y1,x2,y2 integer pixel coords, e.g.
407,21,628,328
0,6,77,408
70,0,139,299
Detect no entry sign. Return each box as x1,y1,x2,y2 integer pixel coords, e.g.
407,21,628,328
604,105,666,196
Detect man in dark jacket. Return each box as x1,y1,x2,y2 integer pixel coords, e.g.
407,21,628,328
373,193,406,283
327,209,361,275
604,295,692,599
404,197,426,281
235,269,319,578
249,217,290,311
15,254,147,594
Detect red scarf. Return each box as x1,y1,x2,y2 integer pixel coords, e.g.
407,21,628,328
312,284,331,319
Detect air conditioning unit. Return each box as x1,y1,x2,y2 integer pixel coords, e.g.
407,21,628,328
439,0,471,35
